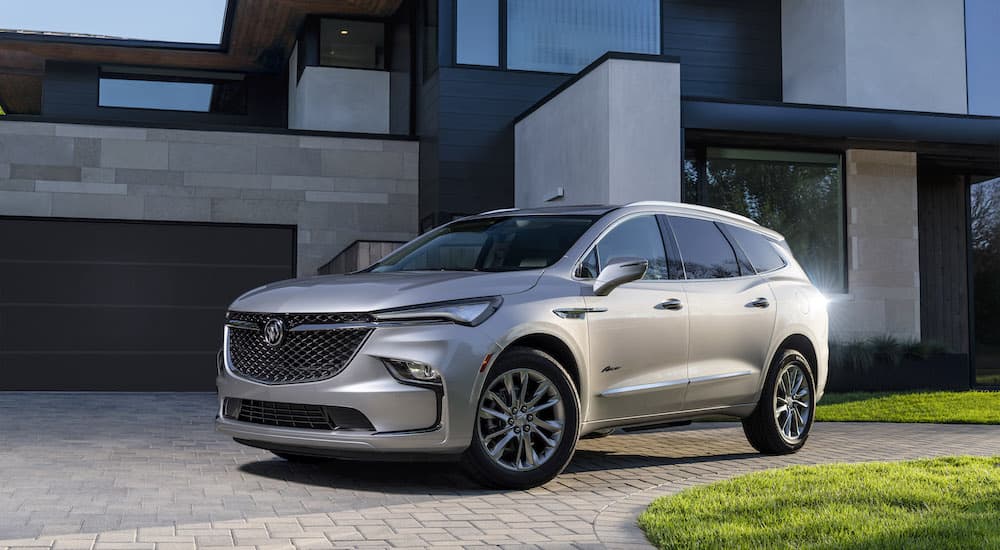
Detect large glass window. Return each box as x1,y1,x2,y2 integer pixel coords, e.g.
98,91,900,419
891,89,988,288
965,0,1000,116
669,216,741,279
506,0,660,73
456,0,499,66
371,215,598,272
320,19,385,70
971,176,1000,386
684,147,846,292
98,75,246,113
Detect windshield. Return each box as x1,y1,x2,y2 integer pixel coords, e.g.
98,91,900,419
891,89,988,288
369,215,599,272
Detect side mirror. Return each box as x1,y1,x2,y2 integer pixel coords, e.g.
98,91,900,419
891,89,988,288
593,257,648,296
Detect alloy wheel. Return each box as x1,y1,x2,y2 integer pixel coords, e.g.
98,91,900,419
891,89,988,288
477,368,566,471
773,361,812,443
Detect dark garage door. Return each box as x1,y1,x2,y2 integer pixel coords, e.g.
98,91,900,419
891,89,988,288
0,217,296,391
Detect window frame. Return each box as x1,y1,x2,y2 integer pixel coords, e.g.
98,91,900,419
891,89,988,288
451,0,664,74
682,142,849,293
572,212,682,282
97,69,248,115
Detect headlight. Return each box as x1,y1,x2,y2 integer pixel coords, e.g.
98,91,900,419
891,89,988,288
373,297,502,326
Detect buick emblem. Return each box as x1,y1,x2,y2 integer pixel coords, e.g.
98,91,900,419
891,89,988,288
262,318,285,347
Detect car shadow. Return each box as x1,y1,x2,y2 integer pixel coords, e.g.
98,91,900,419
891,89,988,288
564,449,760,474
238,457,486,493
239,446,761,492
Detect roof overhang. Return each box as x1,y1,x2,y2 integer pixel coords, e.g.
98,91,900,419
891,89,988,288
0,0,404,114
683,96,1000,147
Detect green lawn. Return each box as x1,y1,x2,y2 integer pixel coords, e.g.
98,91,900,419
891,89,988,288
816,391,1000,424
639,456,1000,550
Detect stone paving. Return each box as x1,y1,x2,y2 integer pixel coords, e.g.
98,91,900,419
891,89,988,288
1,393,998,549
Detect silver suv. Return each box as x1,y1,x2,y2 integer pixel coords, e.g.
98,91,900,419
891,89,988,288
216,202,828,488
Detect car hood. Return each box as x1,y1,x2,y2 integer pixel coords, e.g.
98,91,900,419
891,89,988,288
229,270,544,313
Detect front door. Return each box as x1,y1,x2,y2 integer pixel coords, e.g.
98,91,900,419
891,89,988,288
578,214,690,422
666,215,777,409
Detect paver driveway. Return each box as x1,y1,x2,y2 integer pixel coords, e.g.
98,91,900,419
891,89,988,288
1,393,998,550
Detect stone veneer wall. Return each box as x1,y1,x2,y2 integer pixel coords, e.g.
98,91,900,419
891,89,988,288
0,120,418,275
828,149,921,342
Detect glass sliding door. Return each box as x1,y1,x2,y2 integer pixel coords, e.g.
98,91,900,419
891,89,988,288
971,176,1000,386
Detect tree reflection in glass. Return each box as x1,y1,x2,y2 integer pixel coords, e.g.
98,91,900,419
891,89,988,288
685,148,846,293
971,176,1000,386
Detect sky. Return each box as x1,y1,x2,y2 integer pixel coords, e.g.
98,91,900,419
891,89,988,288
0,0,229,44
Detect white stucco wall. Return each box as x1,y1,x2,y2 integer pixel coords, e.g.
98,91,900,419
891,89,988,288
287,45,391,134
782,0,968,114
514,58,680,208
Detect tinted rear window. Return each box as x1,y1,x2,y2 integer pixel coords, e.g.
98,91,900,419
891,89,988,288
728,225,787,274
669,216,740,279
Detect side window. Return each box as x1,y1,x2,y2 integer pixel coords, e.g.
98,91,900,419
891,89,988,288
727,225,787,274
669,216,740,279
593,215,670,280
577,248,599,279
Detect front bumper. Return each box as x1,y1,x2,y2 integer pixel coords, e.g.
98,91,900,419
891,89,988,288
216,321,498,456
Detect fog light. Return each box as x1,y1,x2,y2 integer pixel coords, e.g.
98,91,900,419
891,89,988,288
382,358,442,386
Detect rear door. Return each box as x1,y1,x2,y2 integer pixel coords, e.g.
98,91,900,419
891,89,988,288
666,215,777,409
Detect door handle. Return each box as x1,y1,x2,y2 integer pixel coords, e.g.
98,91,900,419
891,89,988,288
656,298,684,311
748,297,770,308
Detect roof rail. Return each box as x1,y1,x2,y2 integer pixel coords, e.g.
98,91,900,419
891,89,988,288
476,207,520,216
625,201,759,226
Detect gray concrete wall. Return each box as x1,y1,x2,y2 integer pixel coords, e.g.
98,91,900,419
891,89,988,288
514,58,680,208
828,149,921,343
782,0,968,114
0,120,418,275
288,45,391,134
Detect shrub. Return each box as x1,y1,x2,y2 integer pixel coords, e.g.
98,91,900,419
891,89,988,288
829,336,949,374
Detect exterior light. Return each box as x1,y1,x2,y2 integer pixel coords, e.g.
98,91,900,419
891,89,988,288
339,29,349,35
381,358,442,386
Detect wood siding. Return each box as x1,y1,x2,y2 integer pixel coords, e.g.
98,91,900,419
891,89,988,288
918,162,970,353
663,0,782,100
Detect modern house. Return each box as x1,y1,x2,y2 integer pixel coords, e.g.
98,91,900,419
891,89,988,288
0,0,997,391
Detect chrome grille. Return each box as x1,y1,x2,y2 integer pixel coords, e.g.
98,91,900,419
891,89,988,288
226,311,372,385
227,311,374,329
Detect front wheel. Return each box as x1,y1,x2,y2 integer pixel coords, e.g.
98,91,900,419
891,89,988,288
462,347,580,489
742,349,816,454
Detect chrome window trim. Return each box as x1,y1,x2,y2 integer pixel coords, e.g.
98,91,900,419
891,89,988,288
600,378,687,397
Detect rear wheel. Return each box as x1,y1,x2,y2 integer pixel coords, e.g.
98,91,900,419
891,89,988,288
463,347,580,489
742,349,816,454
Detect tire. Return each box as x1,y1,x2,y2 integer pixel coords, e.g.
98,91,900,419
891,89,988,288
462,346,581,489
742,349,816,455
